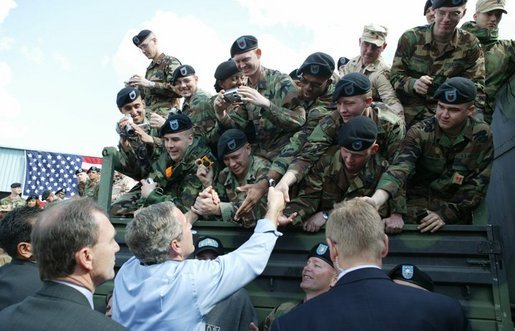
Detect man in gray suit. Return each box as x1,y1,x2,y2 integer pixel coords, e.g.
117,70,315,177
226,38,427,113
0,198,125,330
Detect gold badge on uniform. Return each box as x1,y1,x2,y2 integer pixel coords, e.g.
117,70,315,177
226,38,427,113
452,172,464,185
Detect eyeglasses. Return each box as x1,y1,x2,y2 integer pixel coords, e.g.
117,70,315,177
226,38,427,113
298,75,325,89
434,9,463,20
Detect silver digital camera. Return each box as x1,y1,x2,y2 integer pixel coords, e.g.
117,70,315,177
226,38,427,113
223,88,241,103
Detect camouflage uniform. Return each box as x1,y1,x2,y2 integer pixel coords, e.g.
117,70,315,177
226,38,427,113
461,21,515,123
288,104,405,182
261,301,302,331
285,146,405,226
84,178,100,201
0,195,25,209
376,116,493,224
140,53,182,118
181,89,219,146
342,56,404,116
215,66,306,161
390,23,486,127
112,137,216,214
215,155,270,228
77,179,88,197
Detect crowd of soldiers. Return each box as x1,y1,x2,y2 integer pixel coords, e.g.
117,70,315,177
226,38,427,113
107,0,513,235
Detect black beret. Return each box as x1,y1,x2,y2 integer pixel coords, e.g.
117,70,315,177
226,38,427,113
10,182,21,188
55,188,65,194
424,0,433,14
132,29,152,46
338,56,350,68
116,87,140,108
432,0,467,9
41,190,51,201
230,35,258,57
194,236,224,257
87,166,101,173
333,72,371,101
75,168,85,175
217,129,248,160
434,77,476,104
338,116,378,151
388,264,434,292
26,194,39,201
214,60,240,81
160,114,193,136
297,52,335,79
171,65,195,84
308,242,333,268
289,69,299,80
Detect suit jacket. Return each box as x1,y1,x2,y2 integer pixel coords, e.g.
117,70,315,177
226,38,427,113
0,281,126,330
272,267,468,331
0,259,43,310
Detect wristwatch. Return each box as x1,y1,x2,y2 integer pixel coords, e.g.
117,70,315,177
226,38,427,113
260,175,276,187
322,211,330,222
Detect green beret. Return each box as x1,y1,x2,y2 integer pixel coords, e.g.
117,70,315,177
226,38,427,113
10,182,21,188
333,72,371,101
171,65,195,84
297,52,335,79
217,129,248,160
194,236,224,257
338,116,378,151
116,87,140,108
132,30,152,46
434,77,476,104
87,166,101,174
230,35,258,57
160,114,193,136
388,264,434,292
432,0,467,9
75,168,85,175
308,242,333,268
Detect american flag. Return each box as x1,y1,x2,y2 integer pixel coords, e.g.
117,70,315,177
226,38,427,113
23,150,102,198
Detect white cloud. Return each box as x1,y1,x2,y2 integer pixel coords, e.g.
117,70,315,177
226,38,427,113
20,45,45,64
52,51,71,71
0,0,16,24
0,36,14,51
0,62,22,119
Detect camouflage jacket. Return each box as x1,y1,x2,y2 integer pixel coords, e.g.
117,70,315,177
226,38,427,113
390,23,486,127
269,81,336,176
215,155,270,228
261,301,302,331
342,56,404,116
215,66,306,161
289,103,405,181
84,178,100,201
181,89,219,146
77,179,88,197
0,195,25,209
113,123,162,180
141,53,182,118
377,116,493,224
461,21,515,123
144,138,217,213
285,146,405,225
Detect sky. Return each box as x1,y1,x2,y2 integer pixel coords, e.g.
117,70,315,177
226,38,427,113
0,0,514,157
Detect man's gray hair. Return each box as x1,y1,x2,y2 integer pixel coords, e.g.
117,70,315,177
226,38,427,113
125,201,182,264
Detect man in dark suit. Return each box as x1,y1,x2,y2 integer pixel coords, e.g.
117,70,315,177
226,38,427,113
0,207,43,310
272,198,468,331
0,198,126,330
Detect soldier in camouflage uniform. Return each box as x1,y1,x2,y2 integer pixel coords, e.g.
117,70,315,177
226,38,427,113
84,166,101,200
0,183,25,209
284,116,406,233
461,0,515,123
127,30,182,118
424,0,436,24
368,77,493,232
390,0,486,128
75,168,88,197
260,243,336,331
192,129,270,228
111,114,216,216
171,65,218,147
341,24,404,117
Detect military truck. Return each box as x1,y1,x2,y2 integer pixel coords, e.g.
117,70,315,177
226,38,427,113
95,74,515,330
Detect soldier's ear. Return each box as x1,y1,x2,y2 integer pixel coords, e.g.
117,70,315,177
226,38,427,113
17,242,33,260
255,48,262,59
370,143,379,155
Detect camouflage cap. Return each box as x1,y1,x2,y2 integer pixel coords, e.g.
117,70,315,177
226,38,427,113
332,72,371,101
434,77,476,104
361,24,388,47
388,264,434,292
194,236,224,257
171,65,196,84
160,114,193,136
88,166,101,173
476,0,507,14
230,35,258,57
338,116,378,152
217,128,248,160
308,242,333,267
132,29,152,46
424,0,433,15
432,0,467,9
297,52,335,79
116,87,140,108
214,60,240,81
75,168,85,175
10,182,21,188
